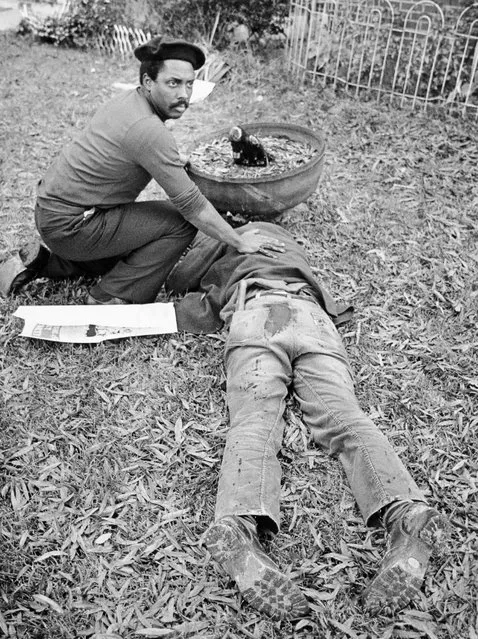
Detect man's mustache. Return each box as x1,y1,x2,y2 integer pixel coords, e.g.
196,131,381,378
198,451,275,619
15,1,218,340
172,100,189,108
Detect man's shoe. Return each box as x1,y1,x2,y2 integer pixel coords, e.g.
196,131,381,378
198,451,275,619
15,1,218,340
0,240,50,297
363,503,450,614
19,240,50,272
205,515,309,620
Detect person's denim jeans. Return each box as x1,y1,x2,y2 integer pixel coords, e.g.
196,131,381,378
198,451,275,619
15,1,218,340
216,295,425,533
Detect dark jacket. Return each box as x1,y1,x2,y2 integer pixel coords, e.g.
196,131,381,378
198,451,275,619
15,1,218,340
167,222,354,333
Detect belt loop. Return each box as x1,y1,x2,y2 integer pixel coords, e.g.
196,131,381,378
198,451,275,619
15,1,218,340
236,280,247,311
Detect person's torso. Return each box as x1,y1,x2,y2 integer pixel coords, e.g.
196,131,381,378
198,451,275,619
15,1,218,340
37,89,170,213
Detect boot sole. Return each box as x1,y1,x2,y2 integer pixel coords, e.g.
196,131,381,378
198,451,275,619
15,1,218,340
364,511,450,614
206,519,309,620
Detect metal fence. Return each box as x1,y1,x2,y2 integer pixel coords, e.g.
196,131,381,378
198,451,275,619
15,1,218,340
96,26,227,83
285,0,478,118
96,24,151,56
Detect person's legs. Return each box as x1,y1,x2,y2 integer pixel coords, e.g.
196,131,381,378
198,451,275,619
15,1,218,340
291,299,449,612
223,299,429,524
291,303,425,522
36,200,196,302
205,301,309,619
215,305,291,531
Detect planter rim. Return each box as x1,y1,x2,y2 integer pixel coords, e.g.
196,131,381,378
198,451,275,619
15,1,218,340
187,121,326,185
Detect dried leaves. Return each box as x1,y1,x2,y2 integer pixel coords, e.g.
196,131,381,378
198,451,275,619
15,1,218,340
1,35,477,639
190,135,319,178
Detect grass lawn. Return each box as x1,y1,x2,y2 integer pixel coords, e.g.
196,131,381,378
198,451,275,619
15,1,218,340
1,31,477,639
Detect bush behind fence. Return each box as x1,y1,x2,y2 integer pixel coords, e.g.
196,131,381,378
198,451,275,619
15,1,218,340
285,0,478,119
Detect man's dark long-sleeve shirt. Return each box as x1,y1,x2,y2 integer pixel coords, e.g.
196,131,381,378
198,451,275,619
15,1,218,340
167,222,354,333
37,88,207,218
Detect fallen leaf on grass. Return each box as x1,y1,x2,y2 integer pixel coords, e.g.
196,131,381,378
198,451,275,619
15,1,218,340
135,622,209,637
329,618,359,638
32,594,64,614
95,532,113,544
34,550,65,562
0,611,8,635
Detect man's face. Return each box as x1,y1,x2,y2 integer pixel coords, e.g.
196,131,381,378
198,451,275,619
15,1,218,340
145,59,195,121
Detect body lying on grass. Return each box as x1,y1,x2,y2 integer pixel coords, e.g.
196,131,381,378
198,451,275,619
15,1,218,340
166,221,450,620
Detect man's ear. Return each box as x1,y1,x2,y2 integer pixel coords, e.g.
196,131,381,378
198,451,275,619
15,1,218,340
142,73,152,90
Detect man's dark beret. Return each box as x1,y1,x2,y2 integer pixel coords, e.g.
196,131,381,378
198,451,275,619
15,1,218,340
134,35,206,70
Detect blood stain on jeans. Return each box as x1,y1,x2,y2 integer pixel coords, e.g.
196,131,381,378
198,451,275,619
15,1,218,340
264,304,291,336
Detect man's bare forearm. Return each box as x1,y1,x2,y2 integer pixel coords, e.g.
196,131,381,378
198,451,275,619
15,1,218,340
187,202,244,249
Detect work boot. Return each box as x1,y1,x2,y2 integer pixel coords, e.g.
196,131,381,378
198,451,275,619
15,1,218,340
205,515,309,620
0,239,50,297
363,502,450,614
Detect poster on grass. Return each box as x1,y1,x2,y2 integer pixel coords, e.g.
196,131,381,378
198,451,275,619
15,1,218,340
13,302,178,343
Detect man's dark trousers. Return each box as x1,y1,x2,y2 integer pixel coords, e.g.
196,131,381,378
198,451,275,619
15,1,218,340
35,200,196,303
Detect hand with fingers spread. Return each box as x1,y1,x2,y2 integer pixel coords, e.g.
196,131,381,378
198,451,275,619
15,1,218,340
236,228,285,258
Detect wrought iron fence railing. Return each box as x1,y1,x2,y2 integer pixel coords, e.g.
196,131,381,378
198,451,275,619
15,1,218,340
96,24,151,57
285,0,478,119
96,26,228,84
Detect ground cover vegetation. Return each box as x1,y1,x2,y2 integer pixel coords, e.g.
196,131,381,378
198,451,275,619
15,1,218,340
0,28,477,639
18,0,289,49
